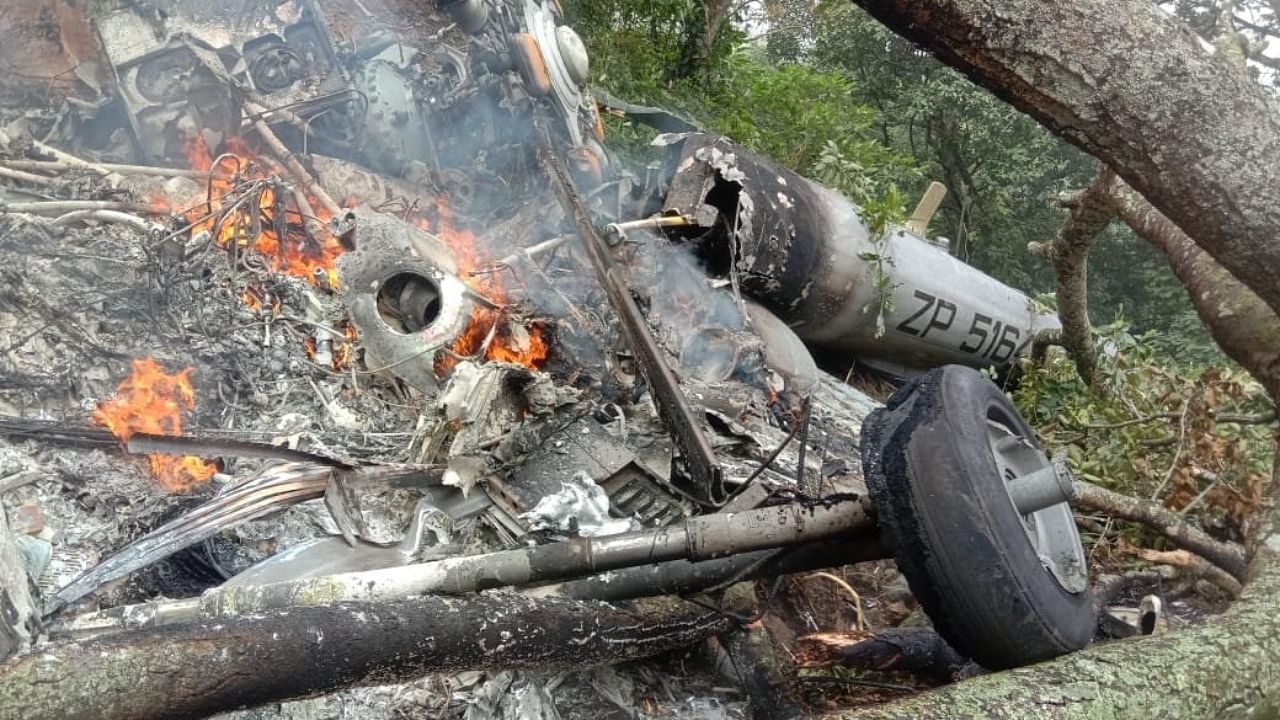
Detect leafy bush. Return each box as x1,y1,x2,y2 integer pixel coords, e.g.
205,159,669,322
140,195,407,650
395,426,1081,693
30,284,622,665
1014,320,1274,543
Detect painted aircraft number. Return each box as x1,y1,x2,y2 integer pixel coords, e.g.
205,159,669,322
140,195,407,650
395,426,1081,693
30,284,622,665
894,289,1031,364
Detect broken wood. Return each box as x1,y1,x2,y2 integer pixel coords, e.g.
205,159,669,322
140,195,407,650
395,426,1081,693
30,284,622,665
1128,547,1242,598
1075,479,1248,581
0,593,733,720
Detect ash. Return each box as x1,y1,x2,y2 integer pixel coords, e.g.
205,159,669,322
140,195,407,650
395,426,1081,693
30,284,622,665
0,1,886,717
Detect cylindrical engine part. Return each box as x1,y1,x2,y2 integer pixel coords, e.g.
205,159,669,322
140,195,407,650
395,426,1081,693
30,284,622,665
662,135,1059,373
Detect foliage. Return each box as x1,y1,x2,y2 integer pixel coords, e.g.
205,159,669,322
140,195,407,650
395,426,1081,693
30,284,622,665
562,0,917,201
1014,321,1275,544
857,185,908,337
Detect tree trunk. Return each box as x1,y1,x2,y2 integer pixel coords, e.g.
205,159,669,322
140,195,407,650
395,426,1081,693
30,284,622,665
821,551,1280,719
0,593,731,720
670,0,735,81
847,0,1280,320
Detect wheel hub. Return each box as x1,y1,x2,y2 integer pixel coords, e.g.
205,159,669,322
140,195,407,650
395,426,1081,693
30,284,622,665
987,418,1089,594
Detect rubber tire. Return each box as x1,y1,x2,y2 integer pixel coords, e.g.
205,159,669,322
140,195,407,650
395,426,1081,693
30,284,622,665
861,365,1094,670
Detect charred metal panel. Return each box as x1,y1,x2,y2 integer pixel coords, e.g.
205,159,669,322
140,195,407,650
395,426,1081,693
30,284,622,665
663,134,1060,373
96,0,350,161
337,207,473,392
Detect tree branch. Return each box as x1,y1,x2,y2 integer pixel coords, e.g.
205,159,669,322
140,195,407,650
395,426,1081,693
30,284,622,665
1105,179,1280,403
1075,480,1249,581
1031,166,1117,385
848,0,1280,320
0,593,733,720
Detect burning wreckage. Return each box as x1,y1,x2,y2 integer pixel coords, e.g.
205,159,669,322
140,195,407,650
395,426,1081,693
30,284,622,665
0,1,1090,717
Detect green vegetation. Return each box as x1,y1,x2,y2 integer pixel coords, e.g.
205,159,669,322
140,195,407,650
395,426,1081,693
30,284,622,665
564,0,915,202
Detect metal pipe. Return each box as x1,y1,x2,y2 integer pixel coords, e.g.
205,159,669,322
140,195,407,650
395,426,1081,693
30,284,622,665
197,498,871,614
542,533,890,602
50,499,877,638
5,159,209,179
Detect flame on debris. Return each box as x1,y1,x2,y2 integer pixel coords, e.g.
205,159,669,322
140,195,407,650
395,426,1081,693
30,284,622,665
181,136,346,289
430,199,548,373
303,322,359,371
92,358,217,493
241,288,264,312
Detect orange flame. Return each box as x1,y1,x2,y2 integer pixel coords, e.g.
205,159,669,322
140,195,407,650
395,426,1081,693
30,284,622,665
241,288,264,312
181,136,345,289
429,199,548,373
92,358,217,493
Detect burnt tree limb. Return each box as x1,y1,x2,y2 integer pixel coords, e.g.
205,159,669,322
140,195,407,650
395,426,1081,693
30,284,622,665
0,593,733,720
848,0,1280,319
797,628,974,682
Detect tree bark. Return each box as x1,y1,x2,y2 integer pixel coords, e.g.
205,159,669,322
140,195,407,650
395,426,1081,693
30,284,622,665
847,0,1280,320
0,593,731,720
1033,166,1117,385
1076,480,1249,582
821,551,1280,719
670,0,735,81
1106,181,1280,403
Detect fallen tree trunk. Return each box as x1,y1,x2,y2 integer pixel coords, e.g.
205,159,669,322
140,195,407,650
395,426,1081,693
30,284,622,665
823,550,1280,718
0,592,732,720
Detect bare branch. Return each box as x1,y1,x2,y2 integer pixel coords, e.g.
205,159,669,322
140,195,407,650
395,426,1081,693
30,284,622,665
1039,166,1118,385
1075,480,1249,581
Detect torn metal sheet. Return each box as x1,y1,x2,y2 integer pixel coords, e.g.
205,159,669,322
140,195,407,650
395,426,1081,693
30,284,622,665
220,496,453,587
521,472,635,537
503,415,691,529
44,461,441,615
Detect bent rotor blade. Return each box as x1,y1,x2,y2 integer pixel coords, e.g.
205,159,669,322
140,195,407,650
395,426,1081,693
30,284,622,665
45,463,332,616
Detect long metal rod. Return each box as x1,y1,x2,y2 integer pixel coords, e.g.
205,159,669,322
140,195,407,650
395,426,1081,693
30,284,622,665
539,135,725,506
4,159,210,179
542,533,889,602
53,497,874,635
